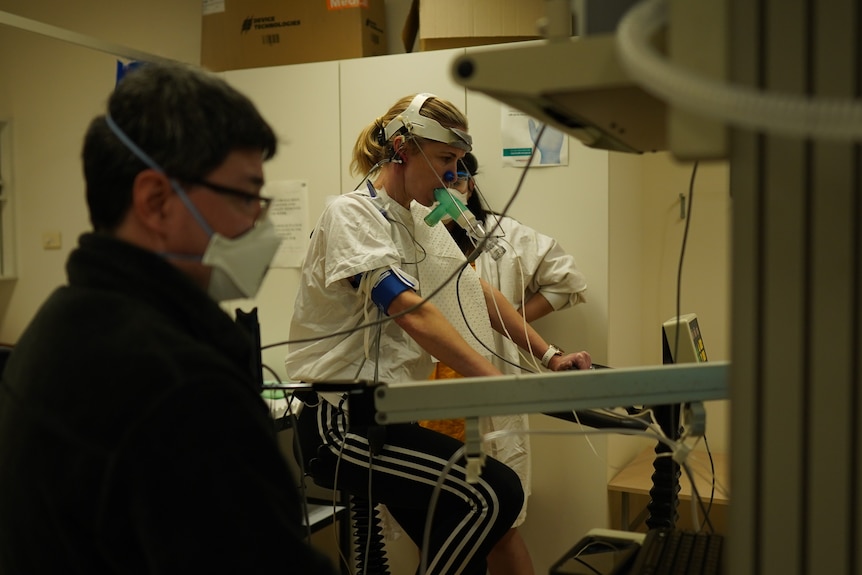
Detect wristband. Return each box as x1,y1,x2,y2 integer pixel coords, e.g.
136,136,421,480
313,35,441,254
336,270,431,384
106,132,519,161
541,344,564,368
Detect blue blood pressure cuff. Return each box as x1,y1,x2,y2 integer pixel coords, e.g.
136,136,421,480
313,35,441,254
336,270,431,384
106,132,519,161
352,266,417,314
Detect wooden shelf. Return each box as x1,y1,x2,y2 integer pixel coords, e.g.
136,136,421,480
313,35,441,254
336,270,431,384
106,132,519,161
607,446,730,532
609,447,729,503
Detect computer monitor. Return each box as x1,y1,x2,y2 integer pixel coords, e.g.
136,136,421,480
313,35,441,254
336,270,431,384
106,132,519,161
662,314,708,365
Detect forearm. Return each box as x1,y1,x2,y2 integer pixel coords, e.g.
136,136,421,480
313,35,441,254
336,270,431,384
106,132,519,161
520,293,554,323
389,291,502,378
481,280,553,363
481,280,592,370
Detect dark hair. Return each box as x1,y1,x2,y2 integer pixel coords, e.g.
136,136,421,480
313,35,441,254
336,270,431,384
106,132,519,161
450,152,492,254
458,151,478,179
82,62,277,232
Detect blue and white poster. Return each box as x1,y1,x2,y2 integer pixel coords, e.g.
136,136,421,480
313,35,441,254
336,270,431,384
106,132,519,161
501,106,569,168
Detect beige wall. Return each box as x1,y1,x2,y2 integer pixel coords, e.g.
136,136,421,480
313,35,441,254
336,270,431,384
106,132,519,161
638,154,731,453
0,0,201,342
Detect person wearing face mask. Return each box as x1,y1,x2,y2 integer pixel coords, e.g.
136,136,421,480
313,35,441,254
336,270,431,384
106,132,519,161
420,151,589,575
0,63,337,575
285,93,592,575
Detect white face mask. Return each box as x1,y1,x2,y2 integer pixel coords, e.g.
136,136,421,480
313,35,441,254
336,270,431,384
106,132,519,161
202,218,282,301
447,187,469,206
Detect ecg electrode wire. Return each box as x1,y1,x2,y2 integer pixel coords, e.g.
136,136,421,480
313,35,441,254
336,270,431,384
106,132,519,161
478,235,544,372
454,265,530,372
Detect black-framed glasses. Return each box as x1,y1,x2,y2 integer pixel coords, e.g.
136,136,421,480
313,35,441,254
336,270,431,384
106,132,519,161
191,179,273,219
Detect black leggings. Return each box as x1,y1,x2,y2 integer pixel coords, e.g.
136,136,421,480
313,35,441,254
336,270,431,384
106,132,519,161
296,397,523,575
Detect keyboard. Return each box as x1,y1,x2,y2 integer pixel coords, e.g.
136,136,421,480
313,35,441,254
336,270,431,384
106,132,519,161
625,529,723,575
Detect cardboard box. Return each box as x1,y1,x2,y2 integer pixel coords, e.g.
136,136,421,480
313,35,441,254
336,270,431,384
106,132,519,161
417,0,545,51
201,0,387,72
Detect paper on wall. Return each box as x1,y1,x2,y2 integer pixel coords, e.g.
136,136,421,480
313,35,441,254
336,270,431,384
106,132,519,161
500,106,569,167
265,180,308,269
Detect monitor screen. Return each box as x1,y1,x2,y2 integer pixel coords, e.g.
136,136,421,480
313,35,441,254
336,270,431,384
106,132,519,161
662,313,708,364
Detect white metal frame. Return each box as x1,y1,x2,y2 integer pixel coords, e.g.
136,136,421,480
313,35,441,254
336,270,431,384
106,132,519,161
366,361,728,424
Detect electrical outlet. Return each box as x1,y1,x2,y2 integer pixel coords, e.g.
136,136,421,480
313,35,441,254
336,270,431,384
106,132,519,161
42,231,62,250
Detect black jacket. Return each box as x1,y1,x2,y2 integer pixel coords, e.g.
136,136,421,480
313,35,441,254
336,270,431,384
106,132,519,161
0,233,337,574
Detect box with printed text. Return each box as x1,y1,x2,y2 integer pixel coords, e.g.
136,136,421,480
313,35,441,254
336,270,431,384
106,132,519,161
201,0,387,71
417,0,545,51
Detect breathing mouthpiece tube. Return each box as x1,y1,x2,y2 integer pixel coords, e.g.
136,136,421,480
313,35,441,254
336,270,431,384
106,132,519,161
424,188,505,260
424,187,471,227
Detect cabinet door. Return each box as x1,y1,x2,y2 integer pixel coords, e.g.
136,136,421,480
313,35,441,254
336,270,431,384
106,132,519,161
224,62,341,380
225,62,342,225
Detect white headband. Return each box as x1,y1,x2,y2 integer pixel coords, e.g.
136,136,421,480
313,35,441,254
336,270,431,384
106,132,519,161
382,93,472,151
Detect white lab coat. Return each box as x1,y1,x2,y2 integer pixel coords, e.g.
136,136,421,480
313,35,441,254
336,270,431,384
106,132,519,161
285,188,493,397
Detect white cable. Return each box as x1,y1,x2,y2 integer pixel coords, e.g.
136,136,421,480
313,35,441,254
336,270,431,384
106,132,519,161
572,410,601,460
420,445,466,575
616,0,862,140
684,460,701,530
511,248,544,372
332,440,352,573
481,242,544,373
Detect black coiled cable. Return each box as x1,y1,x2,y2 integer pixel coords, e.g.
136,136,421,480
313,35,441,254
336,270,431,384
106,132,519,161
350,495,391,575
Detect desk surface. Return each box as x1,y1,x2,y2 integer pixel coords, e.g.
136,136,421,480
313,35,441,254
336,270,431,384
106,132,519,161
607,447,730,504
